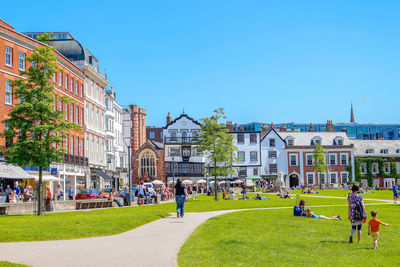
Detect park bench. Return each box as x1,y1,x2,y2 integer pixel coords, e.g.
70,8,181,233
76,199,113,210
0,203,11,215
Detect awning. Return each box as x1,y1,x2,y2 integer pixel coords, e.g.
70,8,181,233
246,176,262,180
92,168,112,181
31,174,62,181
0,164,34,179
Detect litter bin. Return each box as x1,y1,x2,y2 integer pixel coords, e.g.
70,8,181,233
124,193,131,206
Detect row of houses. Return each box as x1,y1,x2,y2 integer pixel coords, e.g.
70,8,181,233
0,19,153,196
142,113,400,188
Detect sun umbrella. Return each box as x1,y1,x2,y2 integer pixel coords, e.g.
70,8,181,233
196,179,207,184
182,180,193,185
152,180,164,185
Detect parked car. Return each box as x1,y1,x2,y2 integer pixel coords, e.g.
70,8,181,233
75,189,102,200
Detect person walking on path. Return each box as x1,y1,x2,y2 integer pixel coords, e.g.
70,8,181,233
348,184,366,244
68,187,74,200
174,178,189,218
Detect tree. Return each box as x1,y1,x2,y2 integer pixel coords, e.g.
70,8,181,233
3,33,80,215
196,108,237,201
313,143,327,188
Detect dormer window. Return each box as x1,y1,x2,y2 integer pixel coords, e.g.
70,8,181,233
366,149,374,154
286,137,294,146
334,136,344,146
380,149,388,154
311,136,322,146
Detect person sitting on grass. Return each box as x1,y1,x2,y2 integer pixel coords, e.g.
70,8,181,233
306,209,343,220
368,210,389,249
254,193,262,200
229,191,237,200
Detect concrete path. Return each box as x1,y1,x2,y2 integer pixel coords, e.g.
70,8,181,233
0,200,392,267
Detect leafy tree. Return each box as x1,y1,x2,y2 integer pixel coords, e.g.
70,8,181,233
313,143,327,187
3,33,80,215
196,108,237,201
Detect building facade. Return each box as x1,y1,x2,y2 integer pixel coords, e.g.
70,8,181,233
132,140,165,184
1,20,88,196
231,131,261,178
146,126,163,143
260,128,287,178
163,113,205,182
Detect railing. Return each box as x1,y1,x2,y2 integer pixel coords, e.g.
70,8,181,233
63,154,88,166
164,137,200,144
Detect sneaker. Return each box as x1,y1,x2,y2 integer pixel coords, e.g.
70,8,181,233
338,215,343,220
349,236,353,243
177,211,180,218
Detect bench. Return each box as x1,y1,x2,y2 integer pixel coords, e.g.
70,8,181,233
76,199,113,210
0,204,11,215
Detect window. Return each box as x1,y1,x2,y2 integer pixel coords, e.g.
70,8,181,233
70,104,73,122
268,151,277,158
76,106,79,124
329,154,336,165
237,133,244,143
59,99,62,112
306,154,313,166
372,163,378,174
250,134,257,144
170,130,177,141
269,164,277,174
287,138,294,146
70,78,74,92
5,47,12,66
169,147,180,157
385,162,390,173
330,173,337,184
312,137,321,145
250,151,258,161
65,74,68,89
53,73,56,83
380,149,388,154
340,154,348,165
80,84,83,97
149,132,155,139
396,149,400,154
239,167,247,177
81,108,84,125
107,154,112,164
341,172,348,183
5,80,12,105
366,149,374,154
65,103,68,120
269,138,275,147
71,136,74,155
59,72,62,86
18,52,25,70
397,163,400,174
337,139,343,146
253,167,258,176
120,156,124,168
238,151,245,161
361,163,367,174
307,173,314,184
290,154,298,166
319,173,326,184
75,81,79,95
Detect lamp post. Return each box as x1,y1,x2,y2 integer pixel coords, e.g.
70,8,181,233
172,156,175,186
127,144,132,202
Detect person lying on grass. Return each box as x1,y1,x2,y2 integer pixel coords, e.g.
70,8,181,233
253,193,270,200
306,209,343,220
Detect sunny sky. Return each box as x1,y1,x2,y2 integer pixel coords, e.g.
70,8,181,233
3,0,400,126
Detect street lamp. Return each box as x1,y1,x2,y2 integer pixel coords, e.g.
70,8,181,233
172,156,175,186
123,121,133,203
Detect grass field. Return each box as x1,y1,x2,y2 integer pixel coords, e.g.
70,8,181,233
291,188,395,200
178,204,400,266
0,193,387,242
0,262,27,267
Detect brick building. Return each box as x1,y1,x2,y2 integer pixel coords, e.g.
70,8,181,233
146,126,163,143
126,105,146,157
132,140,165,184
0,19,87,195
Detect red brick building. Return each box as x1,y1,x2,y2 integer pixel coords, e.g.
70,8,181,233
132,140,165,184
146,126,164,143
126,105,146,157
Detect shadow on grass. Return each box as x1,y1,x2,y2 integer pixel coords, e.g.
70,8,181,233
320,240,348,244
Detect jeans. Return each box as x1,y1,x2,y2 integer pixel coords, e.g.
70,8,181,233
176,195,186,217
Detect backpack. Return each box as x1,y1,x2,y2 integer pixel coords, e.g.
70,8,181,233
293,205,302,216
353,199,366,221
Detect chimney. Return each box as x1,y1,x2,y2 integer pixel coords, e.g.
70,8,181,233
166,112,172,125
226,121,233,131
279,124,287,132
270,122,274,129
341,128,347,134
262,124,267,130
326,120,334,132
309,123,314,132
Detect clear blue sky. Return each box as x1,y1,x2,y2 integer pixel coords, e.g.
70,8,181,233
3,0,400,126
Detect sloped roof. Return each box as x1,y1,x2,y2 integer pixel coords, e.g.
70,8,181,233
164,114,201,129
351,140,400,157
278,131,350,146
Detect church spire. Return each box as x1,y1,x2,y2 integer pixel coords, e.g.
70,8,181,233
350,102,355,123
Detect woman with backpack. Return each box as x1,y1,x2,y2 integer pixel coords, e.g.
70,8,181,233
348,184,366,244
174,178,189,218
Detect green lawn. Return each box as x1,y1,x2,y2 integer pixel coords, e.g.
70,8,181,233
178,204,400,266
0,194,386,242
0,262,27,267
291,189,395,200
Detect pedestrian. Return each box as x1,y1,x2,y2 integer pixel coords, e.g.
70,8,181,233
68,186,74,200
348,184,367,244
56,184,63,201
368,210,389,249
174,178,189,218
13,183,20,196
5,185,12,203
138,182,145,206
46,187,53,211
392,184,398,204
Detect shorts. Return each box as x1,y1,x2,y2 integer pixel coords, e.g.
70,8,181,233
351,220,363,226
371,232,379,240
138,194,144,198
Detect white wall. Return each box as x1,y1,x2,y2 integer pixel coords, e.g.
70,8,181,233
261,129,287,176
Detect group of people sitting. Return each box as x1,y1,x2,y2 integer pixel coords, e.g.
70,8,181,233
3,183,34,203
294,199,343,220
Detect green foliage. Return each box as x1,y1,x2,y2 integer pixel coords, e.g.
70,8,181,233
353,157,400,187
196,108,237,200
390,162,397,177
3,33,80,169
312,143,327,184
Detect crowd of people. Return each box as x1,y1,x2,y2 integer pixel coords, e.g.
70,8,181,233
1,183,34,203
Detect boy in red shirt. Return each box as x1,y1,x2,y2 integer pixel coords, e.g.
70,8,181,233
368,210,389,249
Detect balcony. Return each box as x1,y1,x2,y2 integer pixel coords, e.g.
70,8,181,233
63,154,88,166
164,137,200,144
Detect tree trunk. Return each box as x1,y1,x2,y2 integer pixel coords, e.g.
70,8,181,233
37,166,42,216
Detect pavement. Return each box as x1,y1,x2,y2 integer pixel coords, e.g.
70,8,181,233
0,196,392,267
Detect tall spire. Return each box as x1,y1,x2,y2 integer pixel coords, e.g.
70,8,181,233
350,102,355,123
182,107,186,115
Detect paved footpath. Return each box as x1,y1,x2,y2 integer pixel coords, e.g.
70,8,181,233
0,198,391,267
